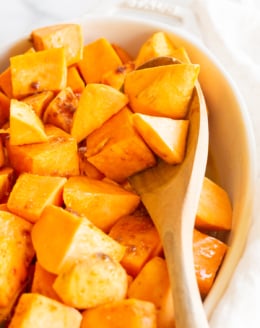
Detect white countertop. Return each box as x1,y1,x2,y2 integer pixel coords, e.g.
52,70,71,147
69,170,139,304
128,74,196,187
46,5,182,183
0,0,259,327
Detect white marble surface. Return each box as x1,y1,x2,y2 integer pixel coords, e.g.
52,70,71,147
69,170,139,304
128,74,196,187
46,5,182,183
0,0,260,327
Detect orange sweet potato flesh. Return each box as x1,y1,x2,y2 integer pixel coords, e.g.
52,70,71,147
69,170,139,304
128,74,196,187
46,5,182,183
81,298,157,328
86,107,156,182
7,173,67,223
109,215,161,277
10,48,67,98
0,91,10,126
0,167,14,202
6,124,79,177
66,66,85,93
63,176,140,232
23,91,55,118
193,228,228,298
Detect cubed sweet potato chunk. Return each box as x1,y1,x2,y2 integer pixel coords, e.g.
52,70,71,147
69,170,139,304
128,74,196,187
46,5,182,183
71,83,128,143
0,67,12,98
132,113,189,164
101,62,135,90
128,256,174,328
0,210,35,308
0,167,14,202
7,173,67,223
6,124,79,177
0,90,10,126
31,23,83,66
8,293,82,328
124,63,199,119
112,43,133,64
53,253,128,309
109,215,161,276
10,48,67,98
86,107,156,182
31,262,60,302
195,177,233,231
81,298,157,328
63,176,140,232
31,205,126,274
193,229,228,298
77,37,122,83
23,91,55,118
67,66,85,93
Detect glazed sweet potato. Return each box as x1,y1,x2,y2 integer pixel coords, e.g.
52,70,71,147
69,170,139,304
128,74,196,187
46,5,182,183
71,83,129,143
81,298,157,328
0,167,14,202
0,67,12,98
23,90,55,118
7,173,67,223
109,215,161,277
66,66,85,93
53,253,128,309
86,107,157,182
6,124,79,177
77,37,122,83
31,23,83,66
31,205,126,274
0,211,35,309
9,99,48,146
132,113,189,164
0,91,10,126
124,63,200,119
10,48,67,98
8,293,82,328
63,176,140,232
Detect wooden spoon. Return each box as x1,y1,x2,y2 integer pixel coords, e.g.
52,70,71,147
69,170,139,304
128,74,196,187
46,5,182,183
129,57,209,328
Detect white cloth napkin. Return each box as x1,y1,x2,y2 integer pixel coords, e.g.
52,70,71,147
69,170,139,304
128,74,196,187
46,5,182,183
189,1,260,327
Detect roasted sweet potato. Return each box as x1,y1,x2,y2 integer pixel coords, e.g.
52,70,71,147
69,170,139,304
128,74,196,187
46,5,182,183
23,90,55,118
31,205,126,274
0,67,12,98
0,91,10,127
0,167,14,202
63,176,140,232
8,293,82,328
66,66,85,93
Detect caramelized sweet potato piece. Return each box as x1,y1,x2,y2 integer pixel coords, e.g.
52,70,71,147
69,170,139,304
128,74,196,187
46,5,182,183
23,90,55,118
7,173,67,223
10,48,67,98
31,205,126,274
195,177,233,231
31,23,83,66
63,176,140,232
81,298,157,328
8,293,82,328
86,107,156,182
0,167,14,202
67,66,85,93
9,99,48,146
124,63,199,119
71,83,128,143
0,210,35,308
193,229,228,298
6,124,79,177
109,215,161,277
43,87,78,133
101,62,135,90
53,253,128,309
0,67,12,98
112,43,133,64
31,262,60,301
77,37,122,83
133,113,189,164
0,91,10,126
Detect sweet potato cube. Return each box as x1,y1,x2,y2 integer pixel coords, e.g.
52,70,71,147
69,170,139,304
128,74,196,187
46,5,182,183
53,253,128,309
23,91,55,118
31,262,60,301
193,229,228,298
0,90,10,126
67,66,85,93
0,210,35,308
43,87,78,133
112,43,133,64
86,107,156,182
195,177,233,231
9,99,48,145
7,173,67,223
128,256,175,328
109,215,161,276
6,124,79,177
0,167,14,202
0,67,12,98
81,298,157,328
10,48,67,98
135,31,176,67
71,83,128,143
63,176,140,232
31,205,126,274
101,62,135,90
0,138,5,168
31,23,83,66
133,113,189,164
124,63,200,119
8,293,82,328
77,37,122,83
78,149,104,179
